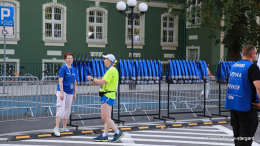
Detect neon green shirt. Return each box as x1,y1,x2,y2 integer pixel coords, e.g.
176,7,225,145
100,67,119,99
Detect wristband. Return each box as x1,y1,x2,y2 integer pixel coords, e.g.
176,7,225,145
92,77,94,81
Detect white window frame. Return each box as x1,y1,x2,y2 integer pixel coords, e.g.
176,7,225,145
42,1,67,46
0,0,20,45
186,45,200,59
125,7,145,49
160,13,178,50
186,0,201,28
0,57,20,73
86,1,108,48
42,58,64,77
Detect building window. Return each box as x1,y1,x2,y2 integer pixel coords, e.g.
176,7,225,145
187,0,201,28
125,8,145,49
0,0,20,45
88,10,104,41
186,45,200,59
43,0,67,46
45,7,62,39
86,2,108,48
161,14,178,50
127,15,140,43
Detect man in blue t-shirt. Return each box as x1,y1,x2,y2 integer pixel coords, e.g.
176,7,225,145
225,45,260,146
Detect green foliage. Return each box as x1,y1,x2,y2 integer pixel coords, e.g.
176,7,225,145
168,0,260,56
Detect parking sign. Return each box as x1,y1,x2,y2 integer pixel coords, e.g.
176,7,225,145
0,6,13,27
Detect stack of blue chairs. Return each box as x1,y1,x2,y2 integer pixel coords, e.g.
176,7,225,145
216,61,235,83
72,57,107,85
118,59,163,84
166,60,208,84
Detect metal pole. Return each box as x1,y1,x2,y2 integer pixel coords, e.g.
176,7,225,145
131,8,134,60
3,27,6,93
218,62,221,114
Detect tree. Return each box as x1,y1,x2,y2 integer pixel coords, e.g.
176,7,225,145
168,0,260,58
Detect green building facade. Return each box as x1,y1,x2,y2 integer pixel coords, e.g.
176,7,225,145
0,0,224,77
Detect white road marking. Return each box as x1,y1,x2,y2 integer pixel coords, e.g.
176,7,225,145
69,134,233,141
22,139,171,146
215,125,260,146
38,136,234,146
133,130,229,136
119,132,135,144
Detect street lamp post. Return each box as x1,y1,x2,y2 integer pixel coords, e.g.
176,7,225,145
116,0,148,61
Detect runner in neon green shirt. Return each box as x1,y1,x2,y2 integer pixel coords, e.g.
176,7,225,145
100,67,119,99
87,54,124,143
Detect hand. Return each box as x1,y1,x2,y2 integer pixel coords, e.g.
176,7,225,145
73,94,76,100
60,93,64,100
252,102,260,109
87,76,93,81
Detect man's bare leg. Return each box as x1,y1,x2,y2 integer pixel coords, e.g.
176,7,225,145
101,103,118,132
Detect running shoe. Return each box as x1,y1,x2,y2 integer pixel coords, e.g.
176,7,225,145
111,131,125,143
61,128,69,132
93,134,109,142
53,128,60,136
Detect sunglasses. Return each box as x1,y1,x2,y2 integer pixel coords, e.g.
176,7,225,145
251,52,258,55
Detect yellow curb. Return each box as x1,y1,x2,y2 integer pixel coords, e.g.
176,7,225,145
188,123,198,126
172,124,182,126
38,134,52,137
82,130,93,134
102,129,113,132
16,135,30,139
138,126,149,129
204,122,213,125
156,125,166,128
60,132,73,135
120,128,132,130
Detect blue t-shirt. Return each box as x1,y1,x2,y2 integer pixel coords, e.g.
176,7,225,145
57,65,78,94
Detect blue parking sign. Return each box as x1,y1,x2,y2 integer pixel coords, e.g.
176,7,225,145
0,7,13,27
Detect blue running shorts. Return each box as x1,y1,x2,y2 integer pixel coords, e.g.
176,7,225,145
100,95,116,106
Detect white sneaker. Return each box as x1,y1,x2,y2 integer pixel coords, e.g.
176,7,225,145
53,128,60,136
61,128,69,132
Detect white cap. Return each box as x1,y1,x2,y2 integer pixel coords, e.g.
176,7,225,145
102,54,116,62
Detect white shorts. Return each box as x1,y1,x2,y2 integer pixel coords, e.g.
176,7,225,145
56,91,73,119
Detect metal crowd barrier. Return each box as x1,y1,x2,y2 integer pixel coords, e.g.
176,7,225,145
0,77,229,123
0,76,39,121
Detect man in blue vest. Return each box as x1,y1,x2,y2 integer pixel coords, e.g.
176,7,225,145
225,45,260,146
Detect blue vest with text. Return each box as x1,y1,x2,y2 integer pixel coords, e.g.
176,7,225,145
225,60,253,112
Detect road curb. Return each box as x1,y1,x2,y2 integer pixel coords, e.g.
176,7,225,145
7,118,259,141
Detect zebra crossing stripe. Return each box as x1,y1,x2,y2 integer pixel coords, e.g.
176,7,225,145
60,136,234,146
135,130,230,136
23,139,169,146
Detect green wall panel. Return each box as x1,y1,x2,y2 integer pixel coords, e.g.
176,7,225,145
0,0,184,63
